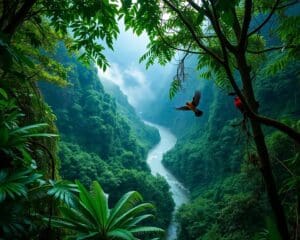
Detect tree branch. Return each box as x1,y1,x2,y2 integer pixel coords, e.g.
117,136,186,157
231,7,242,40
201,2,249,111
250,113,300,143
247,45,296,54
248,0,280,37
186,0,202,12
162,0,224,65
164,0,300,143
157,29,204,54
276,0,299,9
204,0,237,53
240,0,253,49
3,0,38,39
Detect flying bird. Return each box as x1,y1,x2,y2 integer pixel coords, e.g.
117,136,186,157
176,91,203,117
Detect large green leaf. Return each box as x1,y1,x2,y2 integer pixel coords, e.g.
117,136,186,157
107,228,136,240
0,169,42,202
76,180,102,227
90,181,109,228
109,203,154,230
130,226,164,236
126,214,153,227
47,180,78,206
107,191,143,229
50,181,163,239
9,123,48,135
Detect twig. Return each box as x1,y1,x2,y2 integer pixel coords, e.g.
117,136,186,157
248,0,280,37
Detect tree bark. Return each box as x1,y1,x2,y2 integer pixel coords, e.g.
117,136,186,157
248,113,300,143
2,0,37,39
237,53,290,240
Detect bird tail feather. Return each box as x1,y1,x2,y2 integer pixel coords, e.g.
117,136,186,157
194,109,203,117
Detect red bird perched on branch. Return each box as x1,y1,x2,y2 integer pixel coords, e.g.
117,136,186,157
176,91,203,117
234,96,244,113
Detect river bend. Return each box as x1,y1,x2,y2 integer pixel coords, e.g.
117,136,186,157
144,121,189,240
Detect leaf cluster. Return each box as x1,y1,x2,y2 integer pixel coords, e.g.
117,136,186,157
48,180,165,240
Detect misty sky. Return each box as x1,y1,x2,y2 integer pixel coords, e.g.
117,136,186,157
97,22,175,110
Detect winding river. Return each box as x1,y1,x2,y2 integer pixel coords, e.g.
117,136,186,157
144,121,189,240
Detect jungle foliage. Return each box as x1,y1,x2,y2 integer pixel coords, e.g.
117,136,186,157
0,0,170,239
157,36,300,240
0,0,299,240
118,1,300,239
39,45,174,230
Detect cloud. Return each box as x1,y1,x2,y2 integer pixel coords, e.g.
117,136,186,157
98,63,154,109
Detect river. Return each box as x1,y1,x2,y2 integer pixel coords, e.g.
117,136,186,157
144,121,189,240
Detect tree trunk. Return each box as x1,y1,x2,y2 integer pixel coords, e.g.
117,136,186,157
2,0,37,39
250,120,290,239
237,54,290,240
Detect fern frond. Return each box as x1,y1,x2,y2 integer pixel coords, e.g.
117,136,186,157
169,79,182,100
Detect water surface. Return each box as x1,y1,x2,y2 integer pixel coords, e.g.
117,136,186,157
144,121,189,240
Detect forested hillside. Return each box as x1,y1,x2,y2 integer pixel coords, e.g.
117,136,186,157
0,1,171,238
101,79,160,151
145,29,300,240
156,62,300,239
39,44,173,229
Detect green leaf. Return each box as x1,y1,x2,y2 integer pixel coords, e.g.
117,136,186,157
169,79,182,100
107,229,135,240
0,169,41,202
130,226,164,235
0,127,9,146
107,191,143,229
0,88,8,99
90,181,108,228
9,123,48,135
47,180,78,206
49,181,162,239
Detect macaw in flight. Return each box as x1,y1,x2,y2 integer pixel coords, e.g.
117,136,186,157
176,91,203,117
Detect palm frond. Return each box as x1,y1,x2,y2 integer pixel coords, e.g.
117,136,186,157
107,191,143,229
47,180,78,206
0,169,42,202
130,226,164,236
90,181,109,228
107,228,136,240
49,180,162,239
75,181,103,227
110,203,154,230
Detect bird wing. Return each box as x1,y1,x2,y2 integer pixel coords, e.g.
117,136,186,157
176,106,190,111
192,91,201,106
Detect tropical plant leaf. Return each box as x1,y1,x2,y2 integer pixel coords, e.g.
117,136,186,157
90,181,108,228
110,203,154,230
47,180,78,206
107,228,135,240
0,169,42,202
107,191,143,229
49,180,162,239
130,226,164,236
75,180,100,225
